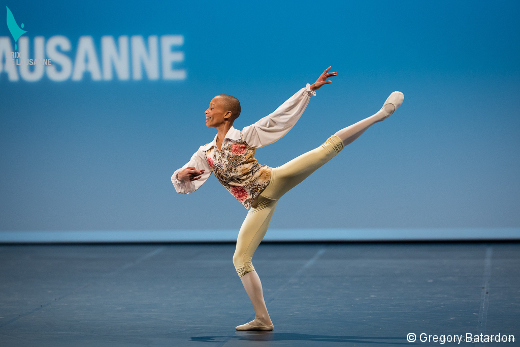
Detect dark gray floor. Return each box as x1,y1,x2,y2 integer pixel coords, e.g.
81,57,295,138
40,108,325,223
0,243,518,346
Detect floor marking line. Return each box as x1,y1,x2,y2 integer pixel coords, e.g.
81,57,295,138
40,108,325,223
477,246,492,334
267,247,327,303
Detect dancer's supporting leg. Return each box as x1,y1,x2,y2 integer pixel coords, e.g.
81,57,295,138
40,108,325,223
334,91,404,147
239,270,272,327
234,196,278,331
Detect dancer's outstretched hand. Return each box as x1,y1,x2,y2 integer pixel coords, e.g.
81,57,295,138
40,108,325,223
310,66,337,91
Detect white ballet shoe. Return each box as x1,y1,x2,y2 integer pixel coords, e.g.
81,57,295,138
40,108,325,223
382,91,404,118
235,317,274,331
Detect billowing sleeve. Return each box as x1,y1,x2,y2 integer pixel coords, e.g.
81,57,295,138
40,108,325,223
241,83,316,148
171,145,212,194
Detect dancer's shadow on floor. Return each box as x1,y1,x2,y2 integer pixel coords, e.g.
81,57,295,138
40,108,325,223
192,332,407,344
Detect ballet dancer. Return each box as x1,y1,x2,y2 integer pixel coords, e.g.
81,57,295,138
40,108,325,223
171,66,404,331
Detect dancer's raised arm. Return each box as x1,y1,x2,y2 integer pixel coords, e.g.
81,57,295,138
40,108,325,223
241,67,337,148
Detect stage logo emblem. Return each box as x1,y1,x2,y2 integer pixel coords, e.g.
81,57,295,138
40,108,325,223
6,6,27,51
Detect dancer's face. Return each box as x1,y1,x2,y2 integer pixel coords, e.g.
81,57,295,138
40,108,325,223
205,96,231,128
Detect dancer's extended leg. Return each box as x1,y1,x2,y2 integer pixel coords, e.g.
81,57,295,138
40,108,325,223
334,91,404,146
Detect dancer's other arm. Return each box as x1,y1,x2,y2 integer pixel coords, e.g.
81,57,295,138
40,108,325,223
172,147,211,194
242,67,336,148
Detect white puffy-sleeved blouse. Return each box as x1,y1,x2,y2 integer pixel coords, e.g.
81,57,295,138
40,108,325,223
171,84,316,208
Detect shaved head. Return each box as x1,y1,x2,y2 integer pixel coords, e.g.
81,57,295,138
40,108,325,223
215,94,241,120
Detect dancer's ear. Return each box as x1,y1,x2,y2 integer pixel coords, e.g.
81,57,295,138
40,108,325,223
224,110,233,121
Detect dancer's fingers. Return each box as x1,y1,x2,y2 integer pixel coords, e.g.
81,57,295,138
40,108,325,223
187,168,204,175
322,71,337,82
311,67,336,91
324,71,337,78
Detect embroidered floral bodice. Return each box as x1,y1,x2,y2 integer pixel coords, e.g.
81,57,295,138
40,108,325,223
205,137,271,209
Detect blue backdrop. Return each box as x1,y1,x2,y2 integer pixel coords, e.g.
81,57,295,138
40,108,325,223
1,0,519,238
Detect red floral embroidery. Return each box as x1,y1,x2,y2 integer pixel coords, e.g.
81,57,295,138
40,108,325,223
230,186,248,202
207,157,214,168
232,143,247,155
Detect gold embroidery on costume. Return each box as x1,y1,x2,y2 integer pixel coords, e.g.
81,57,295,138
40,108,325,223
236,261,255,277
321,135,344,154
250,195,276,212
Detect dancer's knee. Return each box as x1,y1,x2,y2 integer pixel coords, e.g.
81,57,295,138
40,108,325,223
321,135,344,155
233,252,255,278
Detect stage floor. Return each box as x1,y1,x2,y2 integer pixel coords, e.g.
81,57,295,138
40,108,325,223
0,243,518,346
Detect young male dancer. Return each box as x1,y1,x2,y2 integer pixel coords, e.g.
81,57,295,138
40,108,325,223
172,67,404,331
